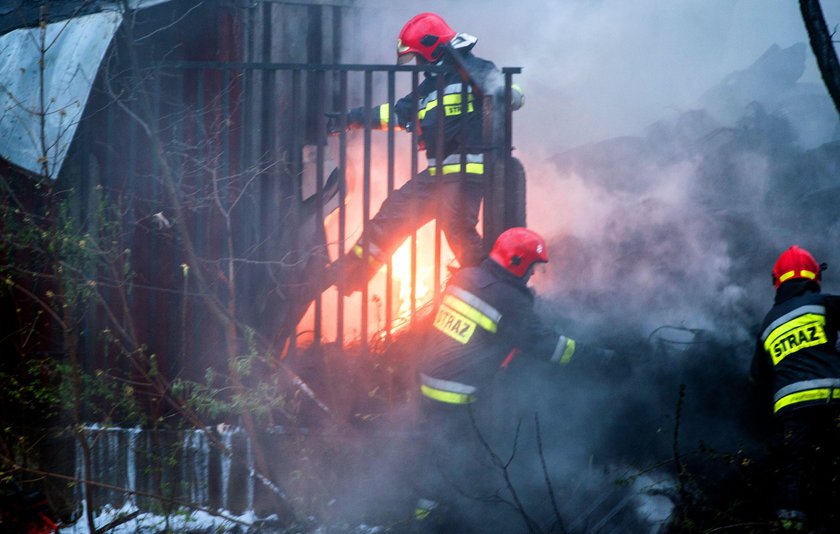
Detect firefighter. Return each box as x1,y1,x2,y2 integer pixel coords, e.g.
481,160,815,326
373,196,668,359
750,245,840,531
411,227,579,529
328,12,524,292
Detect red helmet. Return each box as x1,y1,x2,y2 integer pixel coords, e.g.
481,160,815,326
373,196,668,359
396,12,456,64
772,245,821,288
490,228,549,278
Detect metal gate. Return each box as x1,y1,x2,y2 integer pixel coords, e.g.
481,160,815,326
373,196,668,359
154,59,524,355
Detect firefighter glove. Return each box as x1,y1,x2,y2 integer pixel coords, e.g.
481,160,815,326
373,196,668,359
325,109,365,135
325,112,343,135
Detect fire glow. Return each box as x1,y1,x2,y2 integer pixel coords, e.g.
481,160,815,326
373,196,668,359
295,140,460,348
295,221,456,348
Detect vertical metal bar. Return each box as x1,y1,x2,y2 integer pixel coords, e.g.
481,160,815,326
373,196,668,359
433,72,446,301
259,1,275,266
150,69,162,371
221,69,231,252
503,70,517,227
222,69,231,175
152,72,162,198
361,69,373,351
238,64,251,299
336,70,348,344
481,92,497,250
385,70,395,336
306,5,323,142
459,70,469,203
174,69,184,189
195,71,206,259
198,69,210,273
313,69,326,347
331,5,342,64
290,68,301,355
175,68,187,366
409,70,419,323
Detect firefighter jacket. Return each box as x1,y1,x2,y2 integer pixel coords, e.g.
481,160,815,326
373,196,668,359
751,279,840,415
347,36,522,178
418,258,575,405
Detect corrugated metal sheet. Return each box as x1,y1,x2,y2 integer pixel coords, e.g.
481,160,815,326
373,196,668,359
0,10,122,178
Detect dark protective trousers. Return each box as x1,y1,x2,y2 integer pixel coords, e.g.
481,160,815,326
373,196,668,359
413,397,521,533
364,169,485,268
772,404,840,524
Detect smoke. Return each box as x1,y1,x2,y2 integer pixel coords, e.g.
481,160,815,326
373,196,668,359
318,2,840,532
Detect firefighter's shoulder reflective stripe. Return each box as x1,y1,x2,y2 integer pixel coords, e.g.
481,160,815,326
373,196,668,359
427,153,485,176
447,286,501,330
772,378,840,413
761,305,827,365
420,373,477,404
550,335,576,365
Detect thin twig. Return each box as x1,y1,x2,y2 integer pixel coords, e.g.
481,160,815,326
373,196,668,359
534,413,565,533
468,408,541,534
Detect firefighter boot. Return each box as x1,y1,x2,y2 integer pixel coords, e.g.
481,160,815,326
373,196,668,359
774,509,807,531
326,251,383,294
411,498,444,533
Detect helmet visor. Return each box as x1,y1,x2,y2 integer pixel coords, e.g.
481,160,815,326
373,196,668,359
397,51,417,65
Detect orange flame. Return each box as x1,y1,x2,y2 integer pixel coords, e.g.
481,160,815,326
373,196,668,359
294,139,471,349
295,221,455,348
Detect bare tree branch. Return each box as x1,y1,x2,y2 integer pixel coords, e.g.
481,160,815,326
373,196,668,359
800,0,840,116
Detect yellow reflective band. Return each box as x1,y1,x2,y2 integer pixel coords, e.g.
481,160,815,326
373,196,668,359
420,384,476,404
379,103,390,127
442,294,497,333
415,508,431,520
433,303,477,344
443,102,474,116
428,163,484,176
773,387,840,413
352,244,383,264
778,270,796,283
763,312,827,365
779,269,817,283
418,93,474,120
559,338,576,365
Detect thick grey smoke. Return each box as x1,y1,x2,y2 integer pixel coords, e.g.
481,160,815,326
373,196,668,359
327,2,840,532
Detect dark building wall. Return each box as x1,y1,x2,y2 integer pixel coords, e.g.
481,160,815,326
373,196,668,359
48,0,356,418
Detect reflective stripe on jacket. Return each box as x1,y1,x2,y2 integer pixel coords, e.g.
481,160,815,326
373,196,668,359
751,280,840,414
352,48,506,176
419,258,572,404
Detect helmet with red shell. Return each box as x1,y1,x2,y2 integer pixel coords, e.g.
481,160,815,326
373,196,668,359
396,12,457,64
490,227,549,278
772,245,822,288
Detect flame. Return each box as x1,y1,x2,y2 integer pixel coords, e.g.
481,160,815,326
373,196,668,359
294,139,471,349
295,221,455,348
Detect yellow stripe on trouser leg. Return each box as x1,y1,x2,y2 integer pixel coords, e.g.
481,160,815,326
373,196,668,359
415,498,438,521
420,384,475,404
